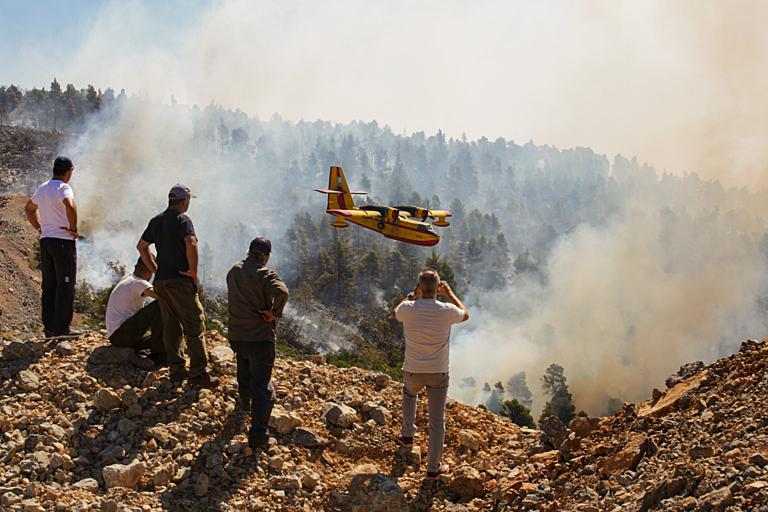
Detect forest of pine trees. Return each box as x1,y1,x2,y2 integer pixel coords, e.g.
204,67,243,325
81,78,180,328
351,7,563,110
5,79,768,423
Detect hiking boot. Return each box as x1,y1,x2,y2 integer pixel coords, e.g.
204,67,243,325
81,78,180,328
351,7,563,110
189,374,220,389
147,352,169,368
169,370,189,383
43,330,55,340
426,464,450,478
395,435,414,448
249,437,277,451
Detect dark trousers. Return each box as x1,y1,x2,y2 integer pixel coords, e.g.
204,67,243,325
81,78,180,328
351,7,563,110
229,340,276,443
40,238,76,334
109,300,164,354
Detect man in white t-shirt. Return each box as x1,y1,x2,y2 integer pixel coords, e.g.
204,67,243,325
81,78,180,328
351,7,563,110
25,156,80,339
393,269,469,478
105,257,165,364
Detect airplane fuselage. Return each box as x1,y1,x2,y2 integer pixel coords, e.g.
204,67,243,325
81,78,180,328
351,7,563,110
344,214,440,246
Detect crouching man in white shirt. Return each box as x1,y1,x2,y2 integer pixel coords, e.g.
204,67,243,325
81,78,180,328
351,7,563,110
105,257,166,365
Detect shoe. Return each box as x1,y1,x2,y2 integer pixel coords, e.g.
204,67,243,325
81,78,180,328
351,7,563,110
426,464,450,478
52,329,83,339
169,370,189,383
44,330,55,340
249,437,277,451
189,374,220,389
147,352,169,368
395,435,414,448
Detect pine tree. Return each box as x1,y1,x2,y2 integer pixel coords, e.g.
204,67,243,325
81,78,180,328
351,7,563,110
541,363,576,425
485,381,505,414
500,399,536,429
333,236,356,302
505,371,533,410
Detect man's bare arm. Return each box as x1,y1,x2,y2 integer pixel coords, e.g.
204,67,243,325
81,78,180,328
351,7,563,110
24,200,41,234
438,281,469,323
61,197,78,236
142,287,159,300
179,234,199,285
137,239,158,274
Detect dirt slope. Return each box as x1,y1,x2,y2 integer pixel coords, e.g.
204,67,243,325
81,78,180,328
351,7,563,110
0,195,43,336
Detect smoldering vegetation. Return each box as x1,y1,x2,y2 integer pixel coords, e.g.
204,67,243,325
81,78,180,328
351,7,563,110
4,82,768,419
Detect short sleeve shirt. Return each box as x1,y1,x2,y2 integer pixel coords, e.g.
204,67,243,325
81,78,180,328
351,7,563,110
395,298,465,373
105,274,152,337
30,179,75,240
141,209,196,281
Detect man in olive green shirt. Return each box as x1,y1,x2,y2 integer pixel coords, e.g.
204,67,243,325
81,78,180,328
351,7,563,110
227,237,289,450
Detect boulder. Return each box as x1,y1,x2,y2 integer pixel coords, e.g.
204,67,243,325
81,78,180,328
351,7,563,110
334,388,363,408
269,406,303,434
209,345,234,363
72,478,99,493
94,388,122,411
370,406,391,426
447,466,486,498
458,429,482,451
292,428,327,447
323,402,357,428
569,416,601,438
340,464,408,512
2,342,31,361
269,475,302,490
17,370,40,391
540,415,568,448
120,389,139,407
152,462,175,487
116,418,137,437
147,426,171,444
102,459,145,489
599,434,648,476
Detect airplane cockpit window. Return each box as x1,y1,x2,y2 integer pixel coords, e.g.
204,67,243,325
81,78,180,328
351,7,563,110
417,224,437,235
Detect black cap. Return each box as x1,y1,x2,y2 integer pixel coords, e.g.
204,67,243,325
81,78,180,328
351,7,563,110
249,237,272,255
53,156,73,175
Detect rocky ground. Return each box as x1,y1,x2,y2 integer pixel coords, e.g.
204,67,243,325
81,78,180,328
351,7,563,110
1,328,768,512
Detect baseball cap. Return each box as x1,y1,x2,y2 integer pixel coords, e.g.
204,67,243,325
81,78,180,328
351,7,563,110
169,184,197,200
249,237,272,255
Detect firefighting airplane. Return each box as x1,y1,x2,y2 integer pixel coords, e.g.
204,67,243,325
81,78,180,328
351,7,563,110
315,166,452,246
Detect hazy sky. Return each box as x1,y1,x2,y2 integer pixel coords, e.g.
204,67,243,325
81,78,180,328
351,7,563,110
4,0,768,187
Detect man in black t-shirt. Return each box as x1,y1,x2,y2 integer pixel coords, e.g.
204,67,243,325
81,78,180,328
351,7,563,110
137,184,218,388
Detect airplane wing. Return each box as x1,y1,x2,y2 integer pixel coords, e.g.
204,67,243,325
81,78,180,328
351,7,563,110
327,209,381,219
314,189,367,195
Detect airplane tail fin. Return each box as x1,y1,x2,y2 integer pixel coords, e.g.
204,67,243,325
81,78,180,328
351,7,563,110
329,166,355,210
314,166,367,210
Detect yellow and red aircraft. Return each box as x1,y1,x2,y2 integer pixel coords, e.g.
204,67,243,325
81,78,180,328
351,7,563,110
315,166,452,246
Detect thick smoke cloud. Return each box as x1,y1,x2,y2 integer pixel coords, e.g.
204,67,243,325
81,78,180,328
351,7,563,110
449,201,767,414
